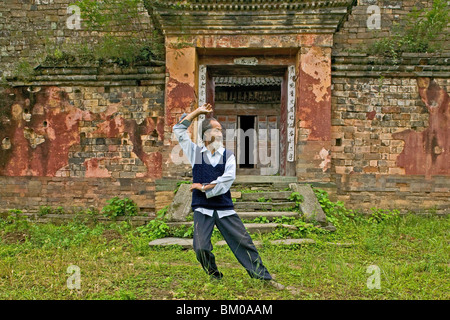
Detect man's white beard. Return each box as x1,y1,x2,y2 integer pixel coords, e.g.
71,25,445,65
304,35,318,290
208,139,223,152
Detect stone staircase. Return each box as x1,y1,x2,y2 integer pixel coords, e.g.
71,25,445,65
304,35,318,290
163,176,334,235
229,177,298,233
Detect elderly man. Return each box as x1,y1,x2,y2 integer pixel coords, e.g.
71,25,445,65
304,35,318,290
172,103,284,290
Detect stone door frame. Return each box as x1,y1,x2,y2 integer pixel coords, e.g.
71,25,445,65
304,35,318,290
164,34,333,181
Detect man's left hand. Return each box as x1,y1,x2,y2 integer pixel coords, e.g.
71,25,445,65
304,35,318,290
190,183,203,192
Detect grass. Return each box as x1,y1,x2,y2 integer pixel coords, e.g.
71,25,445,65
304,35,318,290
0,211,448,300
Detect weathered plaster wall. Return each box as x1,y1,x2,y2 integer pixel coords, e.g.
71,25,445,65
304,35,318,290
296,36,333,182
0,66,166,212
162,43,197,182
1,83,165,179
330,69,449,212
393,78,449,177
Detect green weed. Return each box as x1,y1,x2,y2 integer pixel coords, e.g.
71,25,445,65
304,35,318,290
101,197,139,220
368,0,449,59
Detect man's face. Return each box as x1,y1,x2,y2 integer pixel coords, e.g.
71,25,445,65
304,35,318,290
204,120,223,145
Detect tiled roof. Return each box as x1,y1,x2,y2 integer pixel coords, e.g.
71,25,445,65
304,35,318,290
214,76,283,87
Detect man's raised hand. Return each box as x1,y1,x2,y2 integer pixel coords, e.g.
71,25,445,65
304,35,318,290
196,103,213,115
182,103,213,123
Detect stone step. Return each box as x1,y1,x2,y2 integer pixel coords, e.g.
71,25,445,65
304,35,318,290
167,219,336,233
244,223,280,234
166,221,287,234
231,186,290,193
237,191,293,201
234,175,298,184
233,201,296,211
148,237,193,249
166,182,335,233
237,211,298,221
232,176,297,191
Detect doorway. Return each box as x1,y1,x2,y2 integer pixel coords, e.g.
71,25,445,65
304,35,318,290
199,63,293,176
213,74,282,176
237,115,256,169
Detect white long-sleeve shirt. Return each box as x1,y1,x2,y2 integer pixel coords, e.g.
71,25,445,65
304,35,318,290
172,116,237,218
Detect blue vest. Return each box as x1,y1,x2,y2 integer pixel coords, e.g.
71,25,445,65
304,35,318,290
191,146,234,211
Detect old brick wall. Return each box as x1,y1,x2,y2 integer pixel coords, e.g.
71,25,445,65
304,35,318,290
0,0,153,79
328,0,449,213
330,53,449,213
0,0,176,214
0,0,449,215
334,0,450,54
0,65,167,213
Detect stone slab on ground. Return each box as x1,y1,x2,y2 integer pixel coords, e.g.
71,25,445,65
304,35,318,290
289,183,328,226
215,238,316,247
148,237,193,249
148,238,355,249
243,223,279,234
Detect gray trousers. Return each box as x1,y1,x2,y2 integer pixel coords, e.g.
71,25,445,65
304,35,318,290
193,210,272,280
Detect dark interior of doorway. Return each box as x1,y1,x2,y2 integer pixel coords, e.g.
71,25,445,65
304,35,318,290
210,63,286,175
239,115,255,168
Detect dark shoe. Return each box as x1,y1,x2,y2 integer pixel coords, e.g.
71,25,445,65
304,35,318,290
209,271,223,280
265,279,285,290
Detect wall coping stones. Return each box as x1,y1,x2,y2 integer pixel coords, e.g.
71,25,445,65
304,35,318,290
5,65,166,87
331,52,450,78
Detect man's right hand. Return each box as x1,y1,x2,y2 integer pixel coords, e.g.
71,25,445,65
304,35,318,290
183,103,213,122
195,103,213,116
